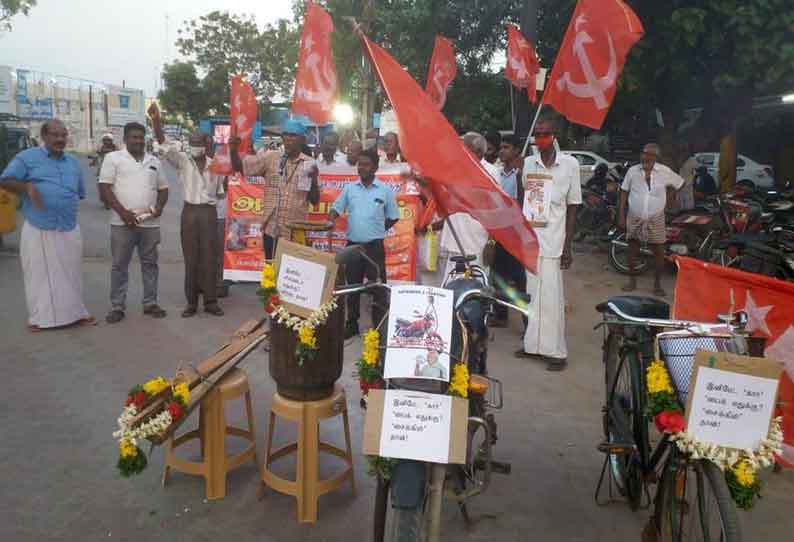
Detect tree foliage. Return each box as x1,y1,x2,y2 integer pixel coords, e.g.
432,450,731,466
0,0,36,31
158,61,206,124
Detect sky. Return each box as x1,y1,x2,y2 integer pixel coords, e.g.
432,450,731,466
0,0,295,96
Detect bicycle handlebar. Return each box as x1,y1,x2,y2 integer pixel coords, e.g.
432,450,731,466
605,301,742,335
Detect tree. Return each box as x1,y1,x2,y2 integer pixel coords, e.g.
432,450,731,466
175,11,300,101
0,0,36,32
158,61,206,124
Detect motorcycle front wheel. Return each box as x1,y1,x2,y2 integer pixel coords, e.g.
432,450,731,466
609,232,649,275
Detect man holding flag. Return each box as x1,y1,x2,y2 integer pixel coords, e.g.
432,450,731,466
515,114,581,371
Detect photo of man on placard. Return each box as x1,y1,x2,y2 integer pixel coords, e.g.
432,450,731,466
414,349,447,380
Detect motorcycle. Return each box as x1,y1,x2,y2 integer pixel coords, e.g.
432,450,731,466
335,248,528,542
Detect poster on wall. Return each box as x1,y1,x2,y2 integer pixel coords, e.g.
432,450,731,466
0,66,13,115
107,85,145,126
15,69,53,120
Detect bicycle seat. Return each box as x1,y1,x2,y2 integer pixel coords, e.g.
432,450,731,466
450,254,477,263
596,296,670,319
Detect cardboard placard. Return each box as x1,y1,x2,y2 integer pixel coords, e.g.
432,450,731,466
685,351,783,451
523,172,553,227
363,389,468,464
273,239,338,318
384,286,454,382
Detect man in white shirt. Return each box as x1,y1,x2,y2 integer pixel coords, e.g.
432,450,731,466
99,122,169,324
149,103,225,318
435,132,495,283
319,131,347,166
515,115,581,371
619,143,684,297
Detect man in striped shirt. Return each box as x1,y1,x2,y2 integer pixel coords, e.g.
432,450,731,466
149,103,224,318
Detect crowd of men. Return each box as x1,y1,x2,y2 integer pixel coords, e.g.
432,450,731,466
0,108,686,373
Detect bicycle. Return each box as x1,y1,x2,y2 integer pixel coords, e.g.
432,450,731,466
594,295,761,542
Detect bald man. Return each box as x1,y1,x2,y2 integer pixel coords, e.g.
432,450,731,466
0,119,95,330
619,143,684,296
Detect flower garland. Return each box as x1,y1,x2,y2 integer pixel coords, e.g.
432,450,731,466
257,263,280,313
355,329,384,395
448,363,469,398
645,359,783,509
113,377,191,477
274,298,338,366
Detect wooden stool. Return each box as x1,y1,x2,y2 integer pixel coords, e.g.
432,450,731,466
261,384,356,523
162,368,258,500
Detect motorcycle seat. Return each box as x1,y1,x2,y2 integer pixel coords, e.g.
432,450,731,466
596,295,670,320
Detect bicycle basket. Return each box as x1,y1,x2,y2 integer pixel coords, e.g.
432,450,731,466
656,332,734,405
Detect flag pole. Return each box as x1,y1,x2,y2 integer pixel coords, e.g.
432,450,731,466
521,101,544,157
509,84,516,133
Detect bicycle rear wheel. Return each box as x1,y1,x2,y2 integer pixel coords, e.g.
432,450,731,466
603,332,646,509
657,455,741,542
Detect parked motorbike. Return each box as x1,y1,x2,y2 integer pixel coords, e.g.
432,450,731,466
577,164,620,243
335,248,528,542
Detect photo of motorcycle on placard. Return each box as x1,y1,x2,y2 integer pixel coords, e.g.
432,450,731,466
383,285,453,382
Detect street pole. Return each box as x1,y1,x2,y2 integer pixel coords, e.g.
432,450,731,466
360,0,375,140
514,0,538,143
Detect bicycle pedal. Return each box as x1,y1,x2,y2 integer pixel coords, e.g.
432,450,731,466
597,441,634,455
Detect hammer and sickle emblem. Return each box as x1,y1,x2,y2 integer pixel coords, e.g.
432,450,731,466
555,14,617,110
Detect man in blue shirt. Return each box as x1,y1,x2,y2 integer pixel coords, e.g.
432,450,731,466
0,119,94,330
328,147,399,338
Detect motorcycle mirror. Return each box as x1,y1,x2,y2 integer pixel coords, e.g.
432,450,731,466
334,245,365,266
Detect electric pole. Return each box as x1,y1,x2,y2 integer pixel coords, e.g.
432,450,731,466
360,0,375,139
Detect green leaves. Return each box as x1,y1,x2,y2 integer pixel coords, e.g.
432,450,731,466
0,0,36,31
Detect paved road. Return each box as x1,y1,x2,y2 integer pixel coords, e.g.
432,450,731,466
1,156,792,541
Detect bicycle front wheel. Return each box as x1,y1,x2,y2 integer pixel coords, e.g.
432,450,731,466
658,457,741,542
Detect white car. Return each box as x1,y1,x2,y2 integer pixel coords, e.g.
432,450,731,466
565,150,616,183
694,153,775,190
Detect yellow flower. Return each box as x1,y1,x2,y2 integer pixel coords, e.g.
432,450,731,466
362,329,380,366
143,376,170,396
172,382,190,405
120,439,138,459
298,326,317,349
646,361,674,394
449,363,469,398
732,460,756,487
260,264,277,288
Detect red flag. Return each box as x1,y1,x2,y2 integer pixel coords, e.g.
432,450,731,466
504,25,540,103
230,75,257,154
543,0,643,129
291,3,339,124
425,35,457,110
673,256,794,467
359,32,539,274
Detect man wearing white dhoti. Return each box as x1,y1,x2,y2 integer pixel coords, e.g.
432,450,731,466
0,119,94,331
515,115,581,371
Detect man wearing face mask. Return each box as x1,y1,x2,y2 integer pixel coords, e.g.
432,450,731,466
229,119,319,259
515,114,581,372
149,103,224,318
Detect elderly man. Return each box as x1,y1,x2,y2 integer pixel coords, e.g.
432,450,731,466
99,122,169,323
328,148,400,339
515,114,581,371
149,103,224,317
0,119,95,331
382,132,402,163
619,143,684,297
229,119,320,259
434,132,496,283
346,140,363,166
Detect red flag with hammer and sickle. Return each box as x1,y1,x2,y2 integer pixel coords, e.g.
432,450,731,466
425,35,457,110
292,3,339,125
673,256,794,468
210,75,256,175
359,31,539,274
544,0,643,129
504,25,540,103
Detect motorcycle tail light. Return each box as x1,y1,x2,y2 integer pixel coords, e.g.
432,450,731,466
469,374,490,396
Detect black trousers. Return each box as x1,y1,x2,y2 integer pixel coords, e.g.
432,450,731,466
492,242,526,320
181,203,218,307
345,239,388,329
264,234,278,260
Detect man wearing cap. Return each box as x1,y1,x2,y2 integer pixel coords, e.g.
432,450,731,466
619,143,684,297
229,118,320,259
92,133,118,208
328,148,399,339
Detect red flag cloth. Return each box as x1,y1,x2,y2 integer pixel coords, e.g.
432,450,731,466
673,256,794,467
230,75,257,155
543,0,643,129
209,144,232,176
504,25,540,103
291,3,339,125
425,35,457,110
360,32,539,274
